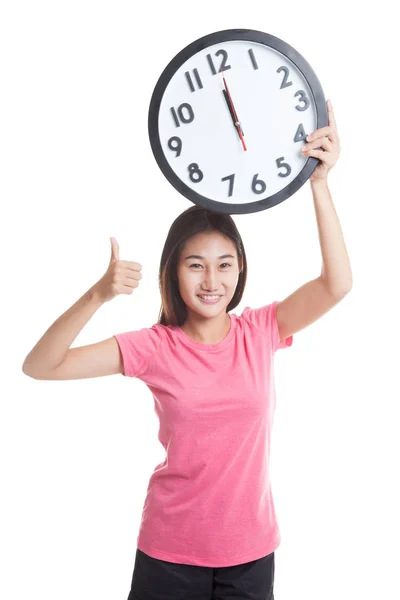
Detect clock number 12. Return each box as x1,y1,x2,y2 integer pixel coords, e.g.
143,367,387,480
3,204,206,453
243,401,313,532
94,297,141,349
206,49,231,75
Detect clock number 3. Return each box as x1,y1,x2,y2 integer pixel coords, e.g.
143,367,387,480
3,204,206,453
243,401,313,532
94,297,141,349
294,90,310,111
277,66,310,111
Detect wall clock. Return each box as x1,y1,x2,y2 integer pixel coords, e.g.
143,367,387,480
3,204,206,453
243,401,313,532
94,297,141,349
148,29,328,215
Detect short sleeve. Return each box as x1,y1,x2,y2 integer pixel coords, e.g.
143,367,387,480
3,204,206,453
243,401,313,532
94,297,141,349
241,300,293,352
113,325,162,378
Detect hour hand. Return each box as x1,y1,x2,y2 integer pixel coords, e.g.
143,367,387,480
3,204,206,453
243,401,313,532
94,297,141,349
223,90,244,137
221,70,246,151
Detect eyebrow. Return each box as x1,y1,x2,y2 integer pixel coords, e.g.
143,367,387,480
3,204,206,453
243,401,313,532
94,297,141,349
184,254,235,260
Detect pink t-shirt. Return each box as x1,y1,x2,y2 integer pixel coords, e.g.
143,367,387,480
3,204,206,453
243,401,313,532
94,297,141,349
114,300,293,567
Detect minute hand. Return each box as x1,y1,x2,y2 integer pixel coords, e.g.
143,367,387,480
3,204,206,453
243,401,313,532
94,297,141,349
222,74,247,151
222,90,244,136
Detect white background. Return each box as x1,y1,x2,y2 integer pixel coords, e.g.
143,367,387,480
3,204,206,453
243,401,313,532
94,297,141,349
1,2,399,599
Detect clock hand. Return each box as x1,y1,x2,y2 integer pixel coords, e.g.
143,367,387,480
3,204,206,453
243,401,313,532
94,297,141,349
220,69,247,151
222,90,244,136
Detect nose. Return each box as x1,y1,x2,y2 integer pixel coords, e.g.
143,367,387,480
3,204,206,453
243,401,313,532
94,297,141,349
201,268,220,292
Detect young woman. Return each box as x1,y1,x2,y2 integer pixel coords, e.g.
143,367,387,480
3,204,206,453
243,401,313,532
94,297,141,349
22,100,352,599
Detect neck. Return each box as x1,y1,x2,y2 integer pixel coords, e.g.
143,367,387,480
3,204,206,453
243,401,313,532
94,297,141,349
181,312,231,344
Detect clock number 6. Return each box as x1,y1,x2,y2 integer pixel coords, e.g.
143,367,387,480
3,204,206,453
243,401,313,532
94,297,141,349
252,174,266,194
188,163,203,183
223,165,291,198
252,161,291,194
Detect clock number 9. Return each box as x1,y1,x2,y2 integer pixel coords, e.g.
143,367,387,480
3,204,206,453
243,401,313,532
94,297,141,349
168,136,182,157
252,174,267,194
188,163,203,183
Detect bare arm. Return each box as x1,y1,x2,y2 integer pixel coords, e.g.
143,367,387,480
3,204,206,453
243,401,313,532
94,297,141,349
22,288,105,378
22,237,142,380
26,336,125,380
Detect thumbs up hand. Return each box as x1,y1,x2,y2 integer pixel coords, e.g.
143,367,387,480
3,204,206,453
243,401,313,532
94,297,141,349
90,237,143,304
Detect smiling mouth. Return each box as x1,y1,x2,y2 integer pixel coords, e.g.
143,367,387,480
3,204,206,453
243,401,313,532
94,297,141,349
197,294,223,303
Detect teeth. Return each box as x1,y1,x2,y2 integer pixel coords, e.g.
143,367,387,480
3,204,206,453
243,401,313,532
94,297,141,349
198,295,220,300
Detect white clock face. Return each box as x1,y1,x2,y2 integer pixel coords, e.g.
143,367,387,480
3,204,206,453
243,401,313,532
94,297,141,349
157,39,318,205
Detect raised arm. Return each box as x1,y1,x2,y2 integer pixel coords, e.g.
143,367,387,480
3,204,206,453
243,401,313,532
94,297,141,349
22,237,142,380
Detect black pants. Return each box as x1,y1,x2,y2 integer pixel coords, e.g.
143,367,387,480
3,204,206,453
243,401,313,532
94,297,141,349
127,547,275,599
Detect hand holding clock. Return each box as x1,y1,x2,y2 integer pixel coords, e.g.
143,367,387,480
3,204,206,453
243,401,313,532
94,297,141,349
302,99,340,181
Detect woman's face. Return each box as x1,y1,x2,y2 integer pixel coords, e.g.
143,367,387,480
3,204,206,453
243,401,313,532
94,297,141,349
176,231,241,319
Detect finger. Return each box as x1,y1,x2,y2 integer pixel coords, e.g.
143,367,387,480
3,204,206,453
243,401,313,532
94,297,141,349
110,237,120,263
121,282,139,294
126,269,142,281
119,260,142,272
302,136,332,153
304,148,326,161
327,99,337,128
307,126,336,144
124,273,141,284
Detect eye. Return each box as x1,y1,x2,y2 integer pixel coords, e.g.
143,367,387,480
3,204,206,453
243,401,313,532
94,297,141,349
189,263,231,269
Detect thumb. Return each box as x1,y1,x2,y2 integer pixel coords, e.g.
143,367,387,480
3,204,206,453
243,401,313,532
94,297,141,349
109,237,119,263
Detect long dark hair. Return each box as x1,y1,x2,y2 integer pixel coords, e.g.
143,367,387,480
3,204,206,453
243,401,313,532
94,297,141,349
157,205,248,326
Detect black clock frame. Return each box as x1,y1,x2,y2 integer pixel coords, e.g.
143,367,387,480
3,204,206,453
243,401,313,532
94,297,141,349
148,28,328,215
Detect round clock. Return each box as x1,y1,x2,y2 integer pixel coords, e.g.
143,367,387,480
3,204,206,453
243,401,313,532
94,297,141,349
148,29,328,215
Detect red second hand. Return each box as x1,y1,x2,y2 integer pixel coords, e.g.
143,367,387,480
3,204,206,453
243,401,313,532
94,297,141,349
221,71,247,151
